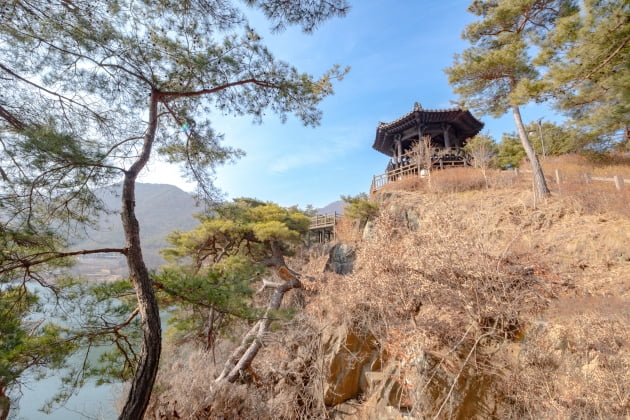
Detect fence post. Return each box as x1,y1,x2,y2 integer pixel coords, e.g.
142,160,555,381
514,168,520,176
614,175,625,191
555,169,563,185
583,173,591,184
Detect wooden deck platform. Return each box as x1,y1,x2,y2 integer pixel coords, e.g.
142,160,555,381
371,148,471,193
308,212,342,243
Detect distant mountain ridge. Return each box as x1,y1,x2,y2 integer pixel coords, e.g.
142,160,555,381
71,186,344,278
72,183,201,270
317,200,345,215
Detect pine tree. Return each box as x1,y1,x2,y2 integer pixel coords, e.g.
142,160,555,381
157,199,311,400
445,0,576,200
158,199,310,349
0,1,348,418
498,120,580,167
539,0,630,144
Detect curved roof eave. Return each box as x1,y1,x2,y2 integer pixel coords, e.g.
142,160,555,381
372,105,484,155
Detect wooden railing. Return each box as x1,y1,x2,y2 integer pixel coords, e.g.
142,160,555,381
516,168,627,191
371,148,472,193
371,163,421,193
390,147,468,168
310,212,342,230
309,212,342,243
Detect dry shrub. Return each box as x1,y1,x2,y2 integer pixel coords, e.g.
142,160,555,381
378,176,426,193
321,193,556,417
559,182,630,217
504,296,630,419
148,312,329,419
319,188,629,418
148,178,629,419
340,199,549,346
250,312,328,419
146,340,272,419
333,216,361,243
430,167,487,193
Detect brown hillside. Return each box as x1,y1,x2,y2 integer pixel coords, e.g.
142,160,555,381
149,162,629,419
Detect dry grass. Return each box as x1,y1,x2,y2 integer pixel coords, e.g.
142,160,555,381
377,155,629,217
504,295,630,419
519,153,630,178
429,166,487,192
149,154,630,419
377,176,426,194
513,154,630,216
333,216,362,243
317,185,630,418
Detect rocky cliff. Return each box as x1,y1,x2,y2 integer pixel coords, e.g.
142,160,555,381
150,182,630,419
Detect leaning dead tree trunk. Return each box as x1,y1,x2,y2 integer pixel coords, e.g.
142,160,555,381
118,90,162,420
209,242,302,400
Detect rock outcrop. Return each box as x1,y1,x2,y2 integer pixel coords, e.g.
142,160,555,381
324,243,355,275
322,323,382,406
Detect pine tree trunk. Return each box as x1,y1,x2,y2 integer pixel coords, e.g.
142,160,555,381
512,106,550,200
118,91,162,420
0,390,9,420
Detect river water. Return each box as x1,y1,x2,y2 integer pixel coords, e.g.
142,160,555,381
13,372,118,419
9,283,121,419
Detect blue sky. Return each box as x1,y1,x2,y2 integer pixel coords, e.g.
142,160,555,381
139,0,560,208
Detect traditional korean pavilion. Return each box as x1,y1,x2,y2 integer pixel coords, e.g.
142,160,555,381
373,102,484,170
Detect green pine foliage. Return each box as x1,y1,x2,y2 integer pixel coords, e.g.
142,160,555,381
0,286,76,405
341,193,379,228
1,1,348,415
498,120,580,168
538,0,630,143
158,198,310,343
445,0,575,199
497,135,528,169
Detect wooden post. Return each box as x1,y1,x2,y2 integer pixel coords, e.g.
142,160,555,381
443,124,452,148
614,175,625,191
555,169,563,185
583,173,591,184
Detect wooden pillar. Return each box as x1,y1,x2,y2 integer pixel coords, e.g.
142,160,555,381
555,169,563,184
614,175,625,191
443,123,452,149
417,123,426,158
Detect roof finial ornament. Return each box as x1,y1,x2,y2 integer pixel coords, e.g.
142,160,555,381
414,102,423,111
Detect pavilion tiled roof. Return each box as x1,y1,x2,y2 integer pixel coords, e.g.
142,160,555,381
373,103,484,155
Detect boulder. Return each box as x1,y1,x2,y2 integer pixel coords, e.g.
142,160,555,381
325,243,356,275
362,220,376,240
322,324,382,406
